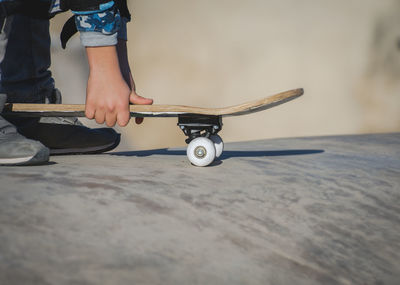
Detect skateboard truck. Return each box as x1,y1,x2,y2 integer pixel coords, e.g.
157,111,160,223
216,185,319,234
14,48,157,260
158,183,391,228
178,114,223,144
178,114,224,166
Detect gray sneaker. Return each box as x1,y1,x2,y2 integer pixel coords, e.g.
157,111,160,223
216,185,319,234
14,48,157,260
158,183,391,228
0,95,49,166
4,89,121,155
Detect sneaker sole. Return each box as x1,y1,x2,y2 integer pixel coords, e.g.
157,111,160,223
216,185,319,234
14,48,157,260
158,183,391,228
49,135,121,155
0,155,35,164
0,148,49,166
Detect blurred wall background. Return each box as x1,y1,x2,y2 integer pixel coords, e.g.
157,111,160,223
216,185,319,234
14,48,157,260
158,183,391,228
50,0,400,151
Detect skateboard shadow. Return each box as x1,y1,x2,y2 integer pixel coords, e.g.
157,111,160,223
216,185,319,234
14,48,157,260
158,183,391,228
110,149,324,160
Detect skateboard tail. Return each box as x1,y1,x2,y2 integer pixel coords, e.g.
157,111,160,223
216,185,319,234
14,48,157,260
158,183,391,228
221,88,304,117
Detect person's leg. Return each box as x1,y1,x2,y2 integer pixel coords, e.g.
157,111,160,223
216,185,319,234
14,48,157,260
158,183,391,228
0,16,49,166
1,14,121,155
0,14,53,103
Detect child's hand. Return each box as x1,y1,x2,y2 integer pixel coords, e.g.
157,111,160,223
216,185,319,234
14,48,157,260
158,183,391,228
84,45,152,127
85,65,131,127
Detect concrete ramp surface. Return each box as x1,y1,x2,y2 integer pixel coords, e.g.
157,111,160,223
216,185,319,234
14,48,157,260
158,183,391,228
0,133,399,285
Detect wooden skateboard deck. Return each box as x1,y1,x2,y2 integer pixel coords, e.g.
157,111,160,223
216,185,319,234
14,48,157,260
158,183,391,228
2,88,303,118
1,88,303,166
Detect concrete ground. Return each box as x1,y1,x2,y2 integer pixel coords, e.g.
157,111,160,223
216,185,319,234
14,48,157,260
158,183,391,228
0,133,399,285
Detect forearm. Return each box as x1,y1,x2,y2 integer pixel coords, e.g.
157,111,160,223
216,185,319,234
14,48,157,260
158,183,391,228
86,41,134,90
86,45,122,77
76,2,152,127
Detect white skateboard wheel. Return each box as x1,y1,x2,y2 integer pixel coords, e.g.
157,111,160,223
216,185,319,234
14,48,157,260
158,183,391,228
210,135,224,158
187,137,216,167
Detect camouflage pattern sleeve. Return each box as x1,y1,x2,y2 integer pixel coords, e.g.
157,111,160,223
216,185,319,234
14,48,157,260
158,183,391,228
73,3,123,47
74,5,121,35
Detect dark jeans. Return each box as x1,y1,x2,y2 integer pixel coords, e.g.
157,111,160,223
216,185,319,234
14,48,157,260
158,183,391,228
0,14,54,104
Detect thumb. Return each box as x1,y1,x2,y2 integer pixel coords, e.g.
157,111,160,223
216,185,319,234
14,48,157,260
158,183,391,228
129,92,153,105
129,91,153,125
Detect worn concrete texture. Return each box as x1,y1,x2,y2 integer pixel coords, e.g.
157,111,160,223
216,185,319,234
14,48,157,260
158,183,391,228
0,133,399,285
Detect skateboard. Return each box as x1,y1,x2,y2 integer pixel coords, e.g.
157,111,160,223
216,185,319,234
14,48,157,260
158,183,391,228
2,88,304,166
